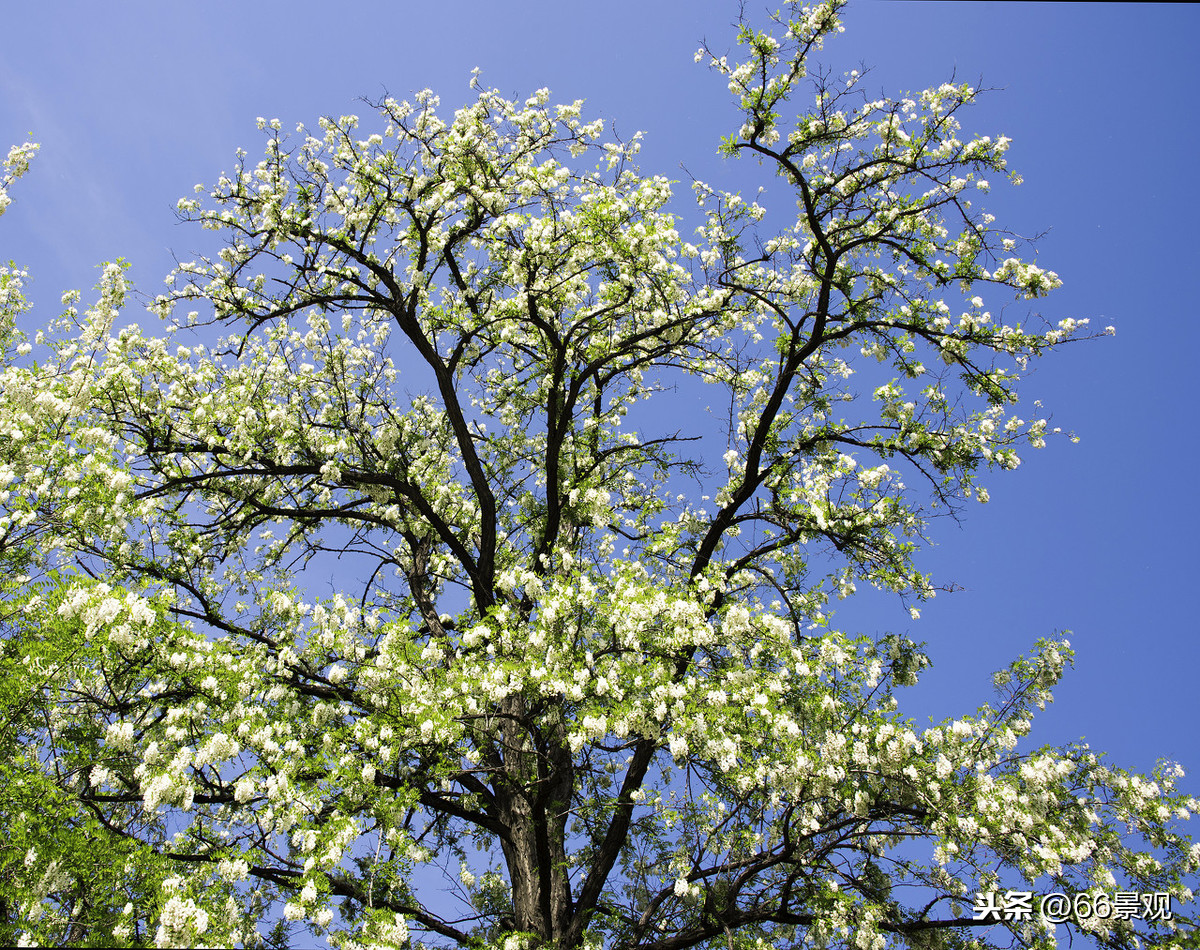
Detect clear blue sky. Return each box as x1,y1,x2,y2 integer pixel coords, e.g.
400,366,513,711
4,0,1198,876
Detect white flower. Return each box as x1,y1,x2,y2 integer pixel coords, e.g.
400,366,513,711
234,776,255,803
218,857,249,882
106,720,134,751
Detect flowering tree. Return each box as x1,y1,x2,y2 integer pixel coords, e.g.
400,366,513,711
2,2,1197,947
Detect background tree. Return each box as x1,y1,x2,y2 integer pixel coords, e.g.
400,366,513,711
1,145,169,946
1,3,1197,948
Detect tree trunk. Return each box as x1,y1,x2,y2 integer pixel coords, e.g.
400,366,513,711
496,697,575,945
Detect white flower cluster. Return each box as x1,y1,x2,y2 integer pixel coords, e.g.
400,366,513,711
55,582,158,645
155,888,209,948
0,141,38,217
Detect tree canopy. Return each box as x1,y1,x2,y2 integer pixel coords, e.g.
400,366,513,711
1,2,1197,948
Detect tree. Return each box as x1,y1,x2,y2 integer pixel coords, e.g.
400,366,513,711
1,2,1197,947
1,144,171,946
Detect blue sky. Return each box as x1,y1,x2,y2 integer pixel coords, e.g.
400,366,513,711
4,0,1198,898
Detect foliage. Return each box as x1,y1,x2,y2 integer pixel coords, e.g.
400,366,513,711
1,3,1197,947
